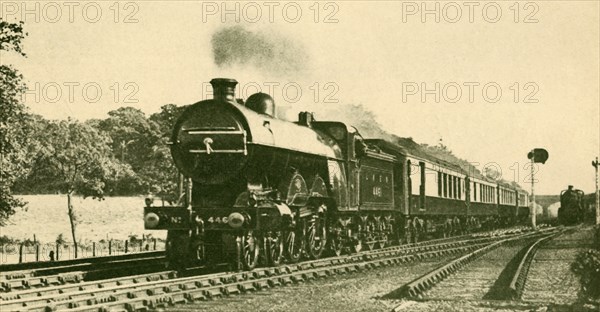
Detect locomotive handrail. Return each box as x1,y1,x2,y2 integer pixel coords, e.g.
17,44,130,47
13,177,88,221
186,130,245,135
188,149,246,154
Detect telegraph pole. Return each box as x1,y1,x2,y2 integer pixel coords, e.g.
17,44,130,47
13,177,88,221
593,157,599,225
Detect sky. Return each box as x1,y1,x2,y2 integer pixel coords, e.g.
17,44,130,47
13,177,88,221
1,1,599,195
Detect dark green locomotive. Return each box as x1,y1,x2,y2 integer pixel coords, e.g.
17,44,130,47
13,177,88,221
558,185,585,225
144,78,530,270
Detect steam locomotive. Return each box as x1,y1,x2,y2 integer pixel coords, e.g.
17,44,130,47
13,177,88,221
144,78,530,270
558,185,585,225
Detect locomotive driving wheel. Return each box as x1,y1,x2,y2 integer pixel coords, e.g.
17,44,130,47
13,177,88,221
411,218,421,243
353,239,363,253
306,211,327,259
378,234,388,249
241,230,260,270
365,233,376,251
329,228,345,256
284,222,304,263
268,231,284,266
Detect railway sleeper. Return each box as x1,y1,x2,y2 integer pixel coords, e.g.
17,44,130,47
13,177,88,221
202,286,222,299
184,289,206,301
1,273,29,281
219,285,239,296
290,273,305,283
179,281,197,291
253,280,269,290
237,281,256,293
252,270,268,279
163,284,181,293
2,279,27,291
146,294,173,309
196,280,211,288
267,278,281,287
278,276,293,285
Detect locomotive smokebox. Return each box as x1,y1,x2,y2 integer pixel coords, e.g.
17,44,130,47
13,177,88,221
210,78,238,102
170,77,248,184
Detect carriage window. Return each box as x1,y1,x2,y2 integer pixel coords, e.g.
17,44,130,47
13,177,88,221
438,172,442,196
443,174,448,197
483,186,486,202
453,177,458,199
480,185,484,202
458,178,462,199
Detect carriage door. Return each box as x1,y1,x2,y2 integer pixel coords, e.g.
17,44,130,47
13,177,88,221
407,160,412,212
465,177,471,216
419,162,426,211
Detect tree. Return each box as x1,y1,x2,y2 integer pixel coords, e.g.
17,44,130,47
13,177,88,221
0,19,28,225
148,104,188,203
27,119,117,258
98,105,183,201
99,107,161,169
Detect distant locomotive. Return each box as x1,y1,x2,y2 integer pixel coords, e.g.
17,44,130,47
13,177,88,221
144,78,530,270
558,185,585,225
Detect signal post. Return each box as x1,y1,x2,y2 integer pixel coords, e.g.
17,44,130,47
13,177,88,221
594,157,600,225
527,148,549,229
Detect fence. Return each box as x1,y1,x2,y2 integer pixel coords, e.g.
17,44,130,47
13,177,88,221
0,238,165,264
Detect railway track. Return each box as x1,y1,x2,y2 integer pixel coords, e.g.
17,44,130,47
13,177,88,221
1,227,540,312
0,251,166,273
387,227,560,306
522,226,597,304
0,252,167,293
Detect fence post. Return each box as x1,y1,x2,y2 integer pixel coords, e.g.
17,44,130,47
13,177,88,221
93,242,96,257
56,244,59,261
153,238,156,250
34,234,38,262
18,243,23,263
125,240,128,253
109,240,112,256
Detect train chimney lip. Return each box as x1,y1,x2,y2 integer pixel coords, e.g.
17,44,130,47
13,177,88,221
210,78,238,102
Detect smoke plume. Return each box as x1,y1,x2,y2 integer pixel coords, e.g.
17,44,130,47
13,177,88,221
211,26,309,76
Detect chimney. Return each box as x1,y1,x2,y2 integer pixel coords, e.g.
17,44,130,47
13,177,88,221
210,78,238,102
298,112,315,127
